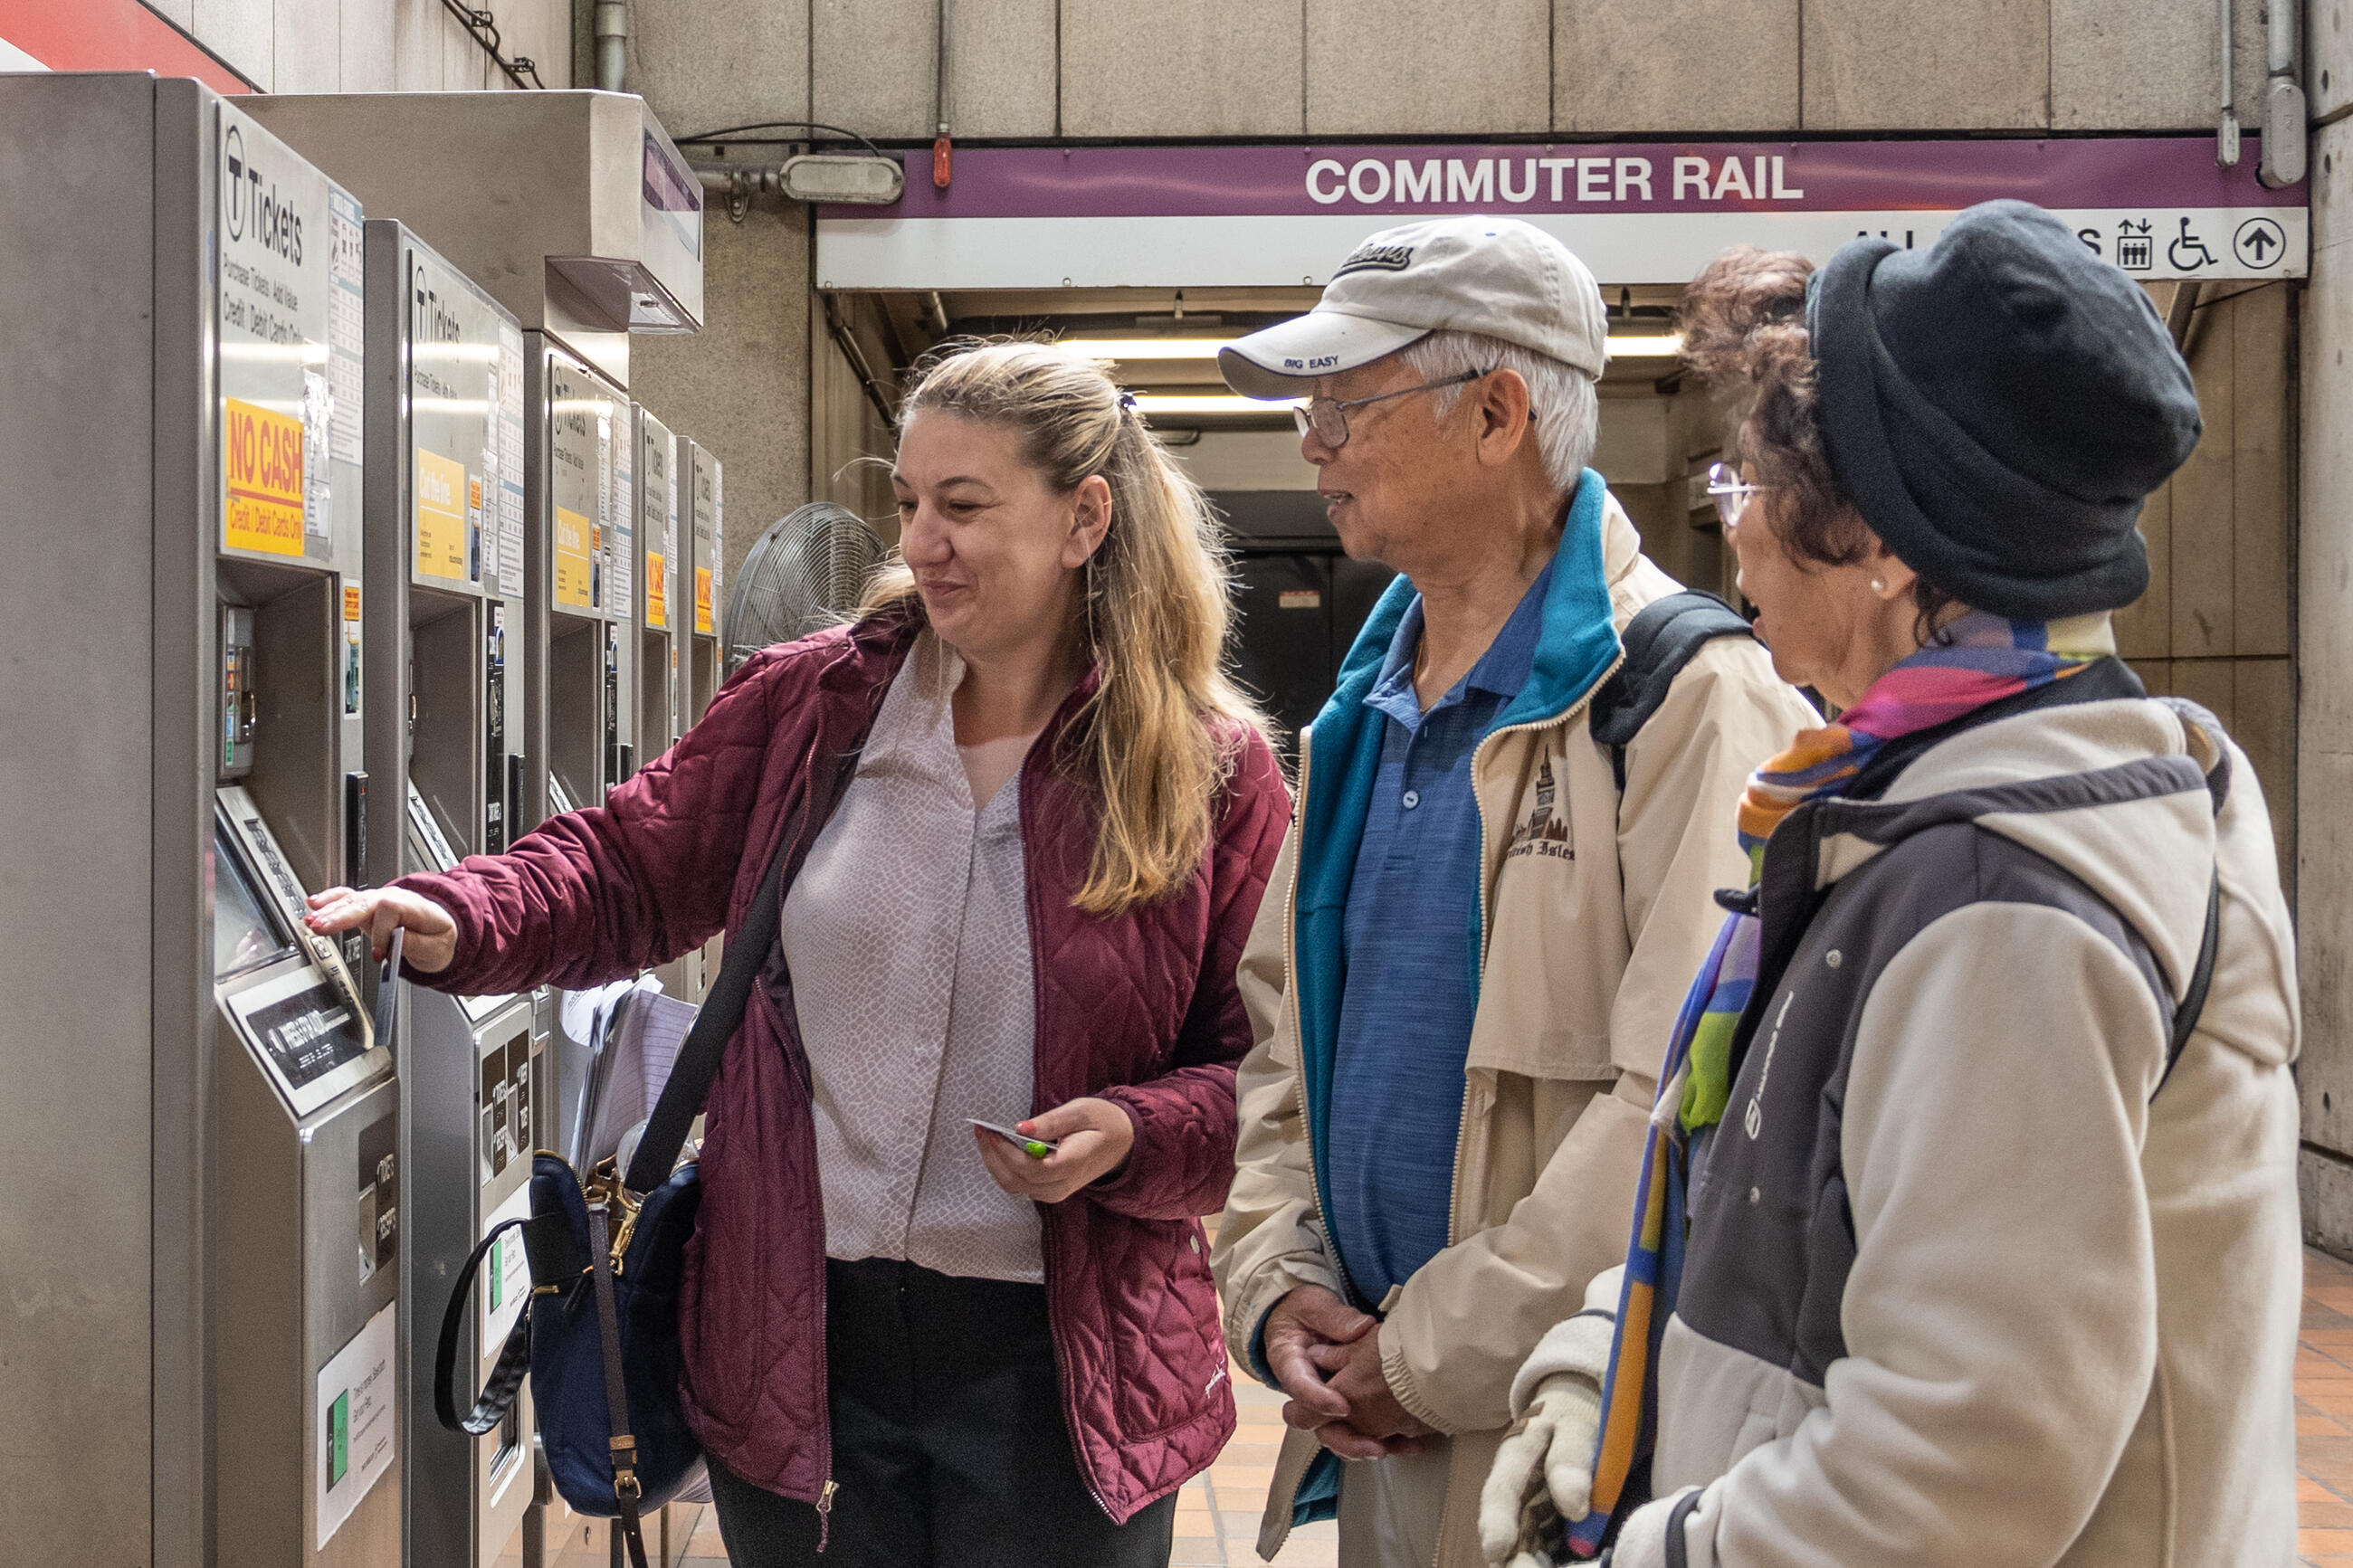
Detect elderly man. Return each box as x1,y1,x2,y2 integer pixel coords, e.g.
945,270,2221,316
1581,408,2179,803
1209,217,1817,1568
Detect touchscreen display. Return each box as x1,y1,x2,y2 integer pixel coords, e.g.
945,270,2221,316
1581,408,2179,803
214,817,296,980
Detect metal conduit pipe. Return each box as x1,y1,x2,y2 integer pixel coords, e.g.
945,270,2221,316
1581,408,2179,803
595,0,629,92
2220,0,2242,166
2261,0,2310,188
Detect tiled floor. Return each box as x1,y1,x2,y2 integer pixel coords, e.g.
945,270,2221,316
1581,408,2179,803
679,1247,2352,1564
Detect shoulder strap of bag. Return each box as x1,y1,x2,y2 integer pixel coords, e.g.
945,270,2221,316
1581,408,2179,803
588,1201,653,1568
1586,590,1758,795
624,742,858,1195
2155,696,2234,1095
433,1215,537,1435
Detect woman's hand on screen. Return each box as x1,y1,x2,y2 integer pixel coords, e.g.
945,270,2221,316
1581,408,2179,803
302,886,460,973
974,1096,1135,1203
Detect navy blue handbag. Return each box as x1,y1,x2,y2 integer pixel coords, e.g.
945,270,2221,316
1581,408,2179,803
434,818,800,1568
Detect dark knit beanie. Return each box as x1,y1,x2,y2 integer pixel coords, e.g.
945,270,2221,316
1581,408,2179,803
1805,200,2203,621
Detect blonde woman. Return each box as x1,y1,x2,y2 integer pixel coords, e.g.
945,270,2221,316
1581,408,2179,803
305,341,1291,1567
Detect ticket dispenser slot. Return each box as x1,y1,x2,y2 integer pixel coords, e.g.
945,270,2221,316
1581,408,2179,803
222,564,350,893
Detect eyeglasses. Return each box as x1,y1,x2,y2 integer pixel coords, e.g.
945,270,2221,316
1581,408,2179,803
1704,462,1773,530
1292,368,1491,448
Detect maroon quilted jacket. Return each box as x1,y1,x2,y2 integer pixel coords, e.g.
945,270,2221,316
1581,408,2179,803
395,608,1289,1522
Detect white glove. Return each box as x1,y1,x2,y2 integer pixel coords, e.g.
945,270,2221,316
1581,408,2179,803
1477,1267,1624,1564
1603,1487,1700,1568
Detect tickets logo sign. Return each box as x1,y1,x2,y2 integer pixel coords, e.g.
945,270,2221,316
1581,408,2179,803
224,397,307,557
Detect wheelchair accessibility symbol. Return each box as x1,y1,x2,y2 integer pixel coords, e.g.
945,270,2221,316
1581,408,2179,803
2234,217,2287,270
2167,217,2218,271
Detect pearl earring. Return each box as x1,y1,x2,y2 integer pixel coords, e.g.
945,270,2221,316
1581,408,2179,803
1871,578,1885,593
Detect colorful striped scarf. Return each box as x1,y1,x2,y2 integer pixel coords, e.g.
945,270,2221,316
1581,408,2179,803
1564,612,2109,1557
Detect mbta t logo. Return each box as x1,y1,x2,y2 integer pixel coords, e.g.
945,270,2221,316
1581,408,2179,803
224,123,246,242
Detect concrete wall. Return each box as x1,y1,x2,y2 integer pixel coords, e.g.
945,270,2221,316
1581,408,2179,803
624,0,2271,140
2302,43,2353,1247
154,0,572,93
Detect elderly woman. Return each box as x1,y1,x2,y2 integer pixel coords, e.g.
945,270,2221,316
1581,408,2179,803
306,341,1290,1568
1479,202,2301,1567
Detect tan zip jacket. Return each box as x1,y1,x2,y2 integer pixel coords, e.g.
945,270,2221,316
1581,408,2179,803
1213,497,1819,1566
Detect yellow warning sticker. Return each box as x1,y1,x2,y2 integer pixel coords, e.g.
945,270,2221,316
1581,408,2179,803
414,450,471,582
556,506,595,610
343,584,362,621
695,566,713,635
646,551,669,631
224,397,307,557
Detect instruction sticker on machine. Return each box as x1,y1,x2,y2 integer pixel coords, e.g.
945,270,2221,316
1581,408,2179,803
216,108,345,561
414,450,472,582
481,1183,533,1352
555,506,595,609
315,1301,396,1550
224,397,308,556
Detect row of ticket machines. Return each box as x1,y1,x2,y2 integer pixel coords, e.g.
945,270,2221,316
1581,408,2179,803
0,76,731,1567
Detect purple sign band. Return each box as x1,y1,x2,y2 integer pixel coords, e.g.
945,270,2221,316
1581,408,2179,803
834,138,2302,221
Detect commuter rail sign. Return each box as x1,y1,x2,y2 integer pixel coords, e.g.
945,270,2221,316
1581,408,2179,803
816,137,2305,290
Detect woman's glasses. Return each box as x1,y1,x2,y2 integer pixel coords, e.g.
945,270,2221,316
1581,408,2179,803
1704,462,1772,530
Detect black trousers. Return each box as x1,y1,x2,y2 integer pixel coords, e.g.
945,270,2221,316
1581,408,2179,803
706,1257,1176,1568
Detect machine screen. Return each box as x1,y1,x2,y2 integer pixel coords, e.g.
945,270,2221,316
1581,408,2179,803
242,978,371,1090
214,816,297,980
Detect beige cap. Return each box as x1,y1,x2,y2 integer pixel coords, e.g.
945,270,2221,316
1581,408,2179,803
1219,216,1609,399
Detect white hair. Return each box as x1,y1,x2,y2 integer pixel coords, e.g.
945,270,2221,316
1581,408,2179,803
1400,328,1598,493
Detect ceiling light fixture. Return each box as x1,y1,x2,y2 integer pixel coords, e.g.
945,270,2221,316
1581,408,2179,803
1129,394,1304,417
1068,332,1684,364
1059,338,1231,360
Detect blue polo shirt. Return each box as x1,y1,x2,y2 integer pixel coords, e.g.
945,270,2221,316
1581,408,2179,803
1323,559,1554,1305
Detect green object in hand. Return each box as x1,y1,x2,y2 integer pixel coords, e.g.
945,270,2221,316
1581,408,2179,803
971,1118,1062,1162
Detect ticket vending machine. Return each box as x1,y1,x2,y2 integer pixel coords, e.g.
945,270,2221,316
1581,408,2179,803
533,340,637,828
358,219,548,1568
0,74,396,1566
673,438,727,1002
635,409,699,1003
637,407,683,765
684,438,726,730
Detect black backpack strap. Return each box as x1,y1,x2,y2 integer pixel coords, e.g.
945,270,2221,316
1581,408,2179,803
1587,591,1757,794
2153,697,2234,1094
434,1215,537,1436
623,740,862,1195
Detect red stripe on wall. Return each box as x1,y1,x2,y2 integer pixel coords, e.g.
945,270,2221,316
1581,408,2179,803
0,0,255,94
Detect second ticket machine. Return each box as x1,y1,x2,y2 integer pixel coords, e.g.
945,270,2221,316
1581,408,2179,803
359,219,547,1568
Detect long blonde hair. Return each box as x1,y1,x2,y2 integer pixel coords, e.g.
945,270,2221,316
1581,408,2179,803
862,338,1274,917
